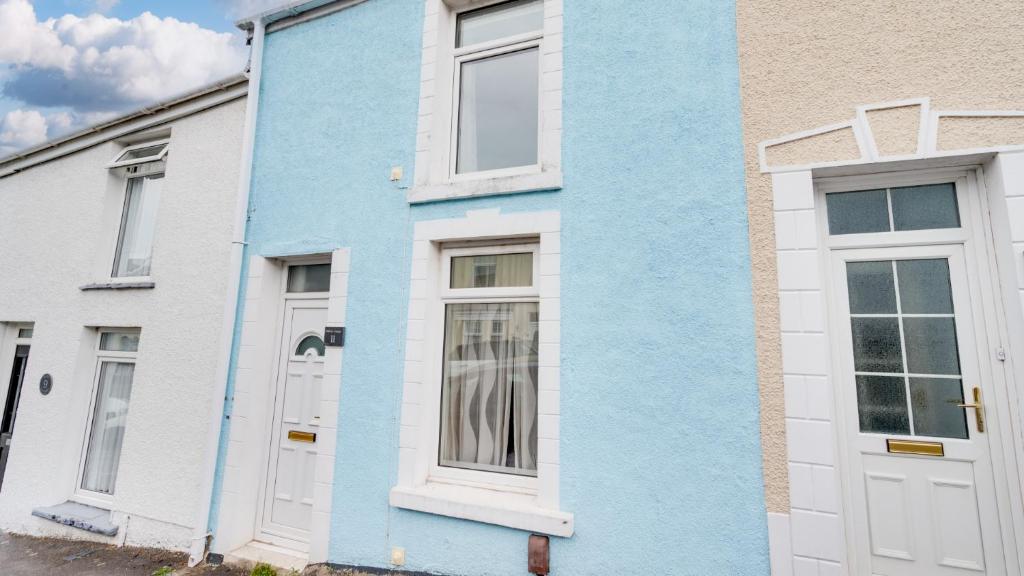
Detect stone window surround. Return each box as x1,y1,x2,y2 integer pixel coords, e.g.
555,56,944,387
389,208,572,537
409,0,564,204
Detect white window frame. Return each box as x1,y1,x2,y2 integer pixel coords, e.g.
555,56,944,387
390,209,571,536
106,139,169,169
110,174,163,281
410,0,563,203
432,242,540,488
74,329,140,507
448,21,543,182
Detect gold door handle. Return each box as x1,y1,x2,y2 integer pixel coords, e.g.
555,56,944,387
956,387,985,433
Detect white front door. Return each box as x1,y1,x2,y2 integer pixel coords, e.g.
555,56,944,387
259,299,327,547
833,244,1007,575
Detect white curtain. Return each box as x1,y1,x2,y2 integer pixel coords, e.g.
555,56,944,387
114,175,162,277
81,362,134,494
440,302,538,474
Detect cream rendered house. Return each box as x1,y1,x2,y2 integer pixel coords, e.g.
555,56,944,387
738,2,1024,575
0,76,247,552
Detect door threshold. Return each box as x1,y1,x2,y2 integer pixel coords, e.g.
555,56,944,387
224,541,308,572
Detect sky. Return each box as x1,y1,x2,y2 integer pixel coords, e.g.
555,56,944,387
0,0,280,157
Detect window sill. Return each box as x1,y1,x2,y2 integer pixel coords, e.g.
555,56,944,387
389,483,573,537
80,279,155,291
408,170,562,204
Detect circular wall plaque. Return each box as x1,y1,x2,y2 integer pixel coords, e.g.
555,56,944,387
39,373,53,395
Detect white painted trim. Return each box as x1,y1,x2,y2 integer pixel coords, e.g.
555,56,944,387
410,0,563,203
308,248,349,564
767,512,794,576
213,248,348,563
390,208,570,536
106,139,170,169
758,120,865,174
854,97,931,160
980,151,1024,573
760,100,1024,174
770,162,1024,575
407,170,562,203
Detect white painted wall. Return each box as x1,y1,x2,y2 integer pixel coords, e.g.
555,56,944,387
0,95,246,551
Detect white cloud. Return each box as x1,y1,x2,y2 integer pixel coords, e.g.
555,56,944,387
0,107,125,158
0,0,248,110
0,109,48,154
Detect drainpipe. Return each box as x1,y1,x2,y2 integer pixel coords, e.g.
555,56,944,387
188,16,266,568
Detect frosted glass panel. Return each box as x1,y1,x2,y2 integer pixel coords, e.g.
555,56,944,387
826,189,889,235
847,261,896,314
451,253,533,288
903,317,961,375
851,318,904,373
897,259,953,314
910,378,968,439
99,332,139,352
456,0,543,47
457,48,539,173
891,183,960,231
287,264,331,293
856,375,910,434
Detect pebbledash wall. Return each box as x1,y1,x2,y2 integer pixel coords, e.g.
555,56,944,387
209,0,768,574
0,82,246,550
736,1,1024,574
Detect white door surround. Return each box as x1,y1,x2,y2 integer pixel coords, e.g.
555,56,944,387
766,158,1024,576
213,249,350,565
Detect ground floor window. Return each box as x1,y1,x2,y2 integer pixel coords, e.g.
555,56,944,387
440,301,539,476
438,244,540,478
80,330,139,496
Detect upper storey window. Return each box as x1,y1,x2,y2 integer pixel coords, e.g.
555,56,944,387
107,140,168,279
454,0,542,174
411,0,563,203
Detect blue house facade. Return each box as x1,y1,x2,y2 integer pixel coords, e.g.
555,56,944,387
208,0,767,574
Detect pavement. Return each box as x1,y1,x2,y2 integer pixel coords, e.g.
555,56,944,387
0,531,246,576
0,531,383,576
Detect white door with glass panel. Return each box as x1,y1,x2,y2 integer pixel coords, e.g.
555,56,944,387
259,263,329,547
825,180,1010,575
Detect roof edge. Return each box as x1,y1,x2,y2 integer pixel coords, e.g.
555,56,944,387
0,73,248,169
235,0,362,31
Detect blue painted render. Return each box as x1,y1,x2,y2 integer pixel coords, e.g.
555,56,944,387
210,0,768,574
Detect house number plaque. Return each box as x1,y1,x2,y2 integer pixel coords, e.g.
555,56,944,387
39,373,53,396
324,326,345,348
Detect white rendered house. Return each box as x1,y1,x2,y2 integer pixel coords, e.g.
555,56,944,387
0,76,247,552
